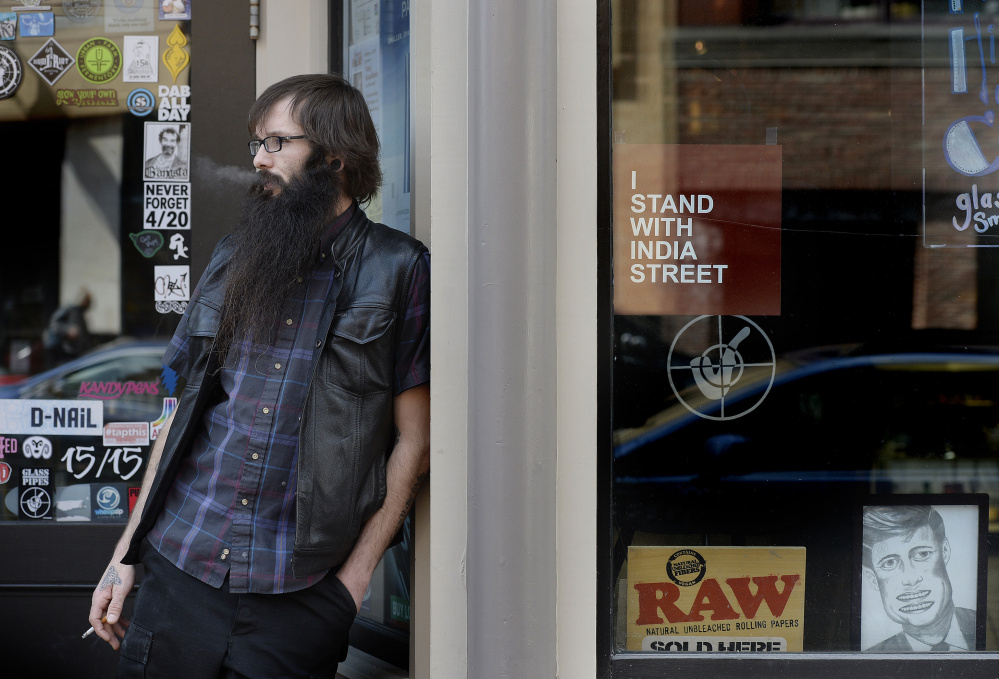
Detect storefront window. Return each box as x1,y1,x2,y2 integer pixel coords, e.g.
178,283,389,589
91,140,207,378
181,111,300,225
608,0,999,661
0,3,192,522
339,1,413,667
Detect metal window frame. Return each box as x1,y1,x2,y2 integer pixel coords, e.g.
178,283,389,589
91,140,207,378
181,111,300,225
594,0,999,676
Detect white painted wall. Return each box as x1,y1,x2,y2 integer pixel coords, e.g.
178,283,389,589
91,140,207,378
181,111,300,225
256,0,329,94
556,1,598,676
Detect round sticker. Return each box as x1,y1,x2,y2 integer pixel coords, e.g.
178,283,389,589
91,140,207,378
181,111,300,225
0,45,24,100
96,486,121,511
127,87,156,116
666,315,776,422
64,0,102,23
114,0,143,13
20,487,51,519
666,549,707,587
77,37,123,84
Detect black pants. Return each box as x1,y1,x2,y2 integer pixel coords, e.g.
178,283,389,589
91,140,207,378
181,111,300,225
117,540,356,679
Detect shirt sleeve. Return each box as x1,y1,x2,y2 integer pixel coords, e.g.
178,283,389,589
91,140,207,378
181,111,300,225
394,250,431,394
161,295,194,381
161,238,228,380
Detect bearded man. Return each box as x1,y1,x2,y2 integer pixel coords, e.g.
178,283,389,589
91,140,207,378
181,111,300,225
89,74,430,678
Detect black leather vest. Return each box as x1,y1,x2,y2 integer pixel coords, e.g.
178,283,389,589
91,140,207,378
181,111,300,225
124,209,428,578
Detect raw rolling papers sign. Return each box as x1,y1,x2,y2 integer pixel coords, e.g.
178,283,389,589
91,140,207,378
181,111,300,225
627,546,805,652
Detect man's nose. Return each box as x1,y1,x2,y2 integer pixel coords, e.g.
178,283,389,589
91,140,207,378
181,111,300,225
252,146,271,170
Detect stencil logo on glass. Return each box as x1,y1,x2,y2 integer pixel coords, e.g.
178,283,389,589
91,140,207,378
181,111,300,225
667,316,775,421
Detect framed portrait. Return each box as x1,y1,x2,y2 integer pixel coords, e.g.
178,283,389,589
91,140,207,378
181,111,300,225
853,494,988,652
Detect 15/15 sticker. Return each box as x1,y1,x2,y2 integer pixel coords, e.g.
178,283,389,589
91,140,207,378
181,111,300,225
61,445,144,481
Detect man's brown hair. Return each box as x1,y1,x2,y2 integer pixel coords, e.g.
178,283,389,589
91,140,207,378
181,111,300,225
248,73,382,203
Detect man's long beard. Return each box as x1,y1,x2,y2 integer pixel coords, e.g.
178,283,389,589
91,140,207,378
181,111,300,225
215,154,341,358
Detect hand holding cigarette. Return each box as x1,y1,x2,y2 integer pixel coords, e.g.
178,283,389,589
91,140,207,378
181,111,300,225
89,561,136,650
81,616,107,639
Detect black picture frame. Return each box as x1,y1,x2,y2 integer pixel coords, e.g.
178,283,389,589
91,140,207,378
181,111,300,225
852,494,988,652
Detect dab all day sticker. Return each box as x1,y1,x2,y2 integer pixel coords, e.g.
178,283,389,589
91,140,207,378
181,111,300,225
28,38,75,86
0,44,24,99
77,37,123,84
157,84,189,121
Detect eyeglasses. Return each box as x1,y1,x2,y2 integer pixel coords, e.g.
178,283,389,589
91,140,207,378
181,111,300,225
248,135,307,156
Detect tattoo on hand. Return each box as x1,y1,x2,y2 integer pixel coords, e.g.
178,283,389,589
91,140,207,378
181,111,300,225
99,566,123,591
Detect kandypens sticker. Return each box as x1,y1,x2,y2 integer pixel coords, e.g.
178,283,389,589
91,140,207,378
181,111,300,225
28,39,75,86
77,37,123,84
0,45,23,100
0,13,17,40
161,23,189,82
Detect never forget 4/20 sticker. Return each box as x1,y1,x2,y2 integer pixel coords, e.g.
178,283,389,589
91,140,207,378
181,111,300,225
77,37,122,84
0,44,23,99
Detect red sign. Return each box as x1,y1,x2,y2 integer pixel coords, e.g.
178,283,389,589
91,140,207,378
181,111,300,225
613,144,782,316
0,462,10,484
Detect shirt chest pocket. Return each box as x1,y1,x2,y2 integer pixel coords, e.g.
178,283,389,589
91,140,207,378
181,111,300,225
324,307,397,395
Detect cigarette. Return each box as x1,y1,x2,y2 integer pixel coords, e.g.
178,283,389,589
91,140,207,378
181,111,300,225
81,616,108,639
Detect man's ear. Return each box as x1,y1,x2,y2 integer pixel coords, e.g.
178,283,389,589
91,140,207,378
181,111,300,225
942,537,951,565
864,568,880,591
329,157,343,171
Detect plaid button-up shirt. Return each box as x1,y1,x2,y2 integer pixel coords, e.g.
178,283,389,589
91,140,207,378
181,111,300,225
148,205,430,593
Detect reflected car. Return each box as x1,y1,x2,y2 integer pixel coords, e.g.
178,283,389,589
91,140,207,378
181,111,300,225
0,338,183,424
614,342,999,537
